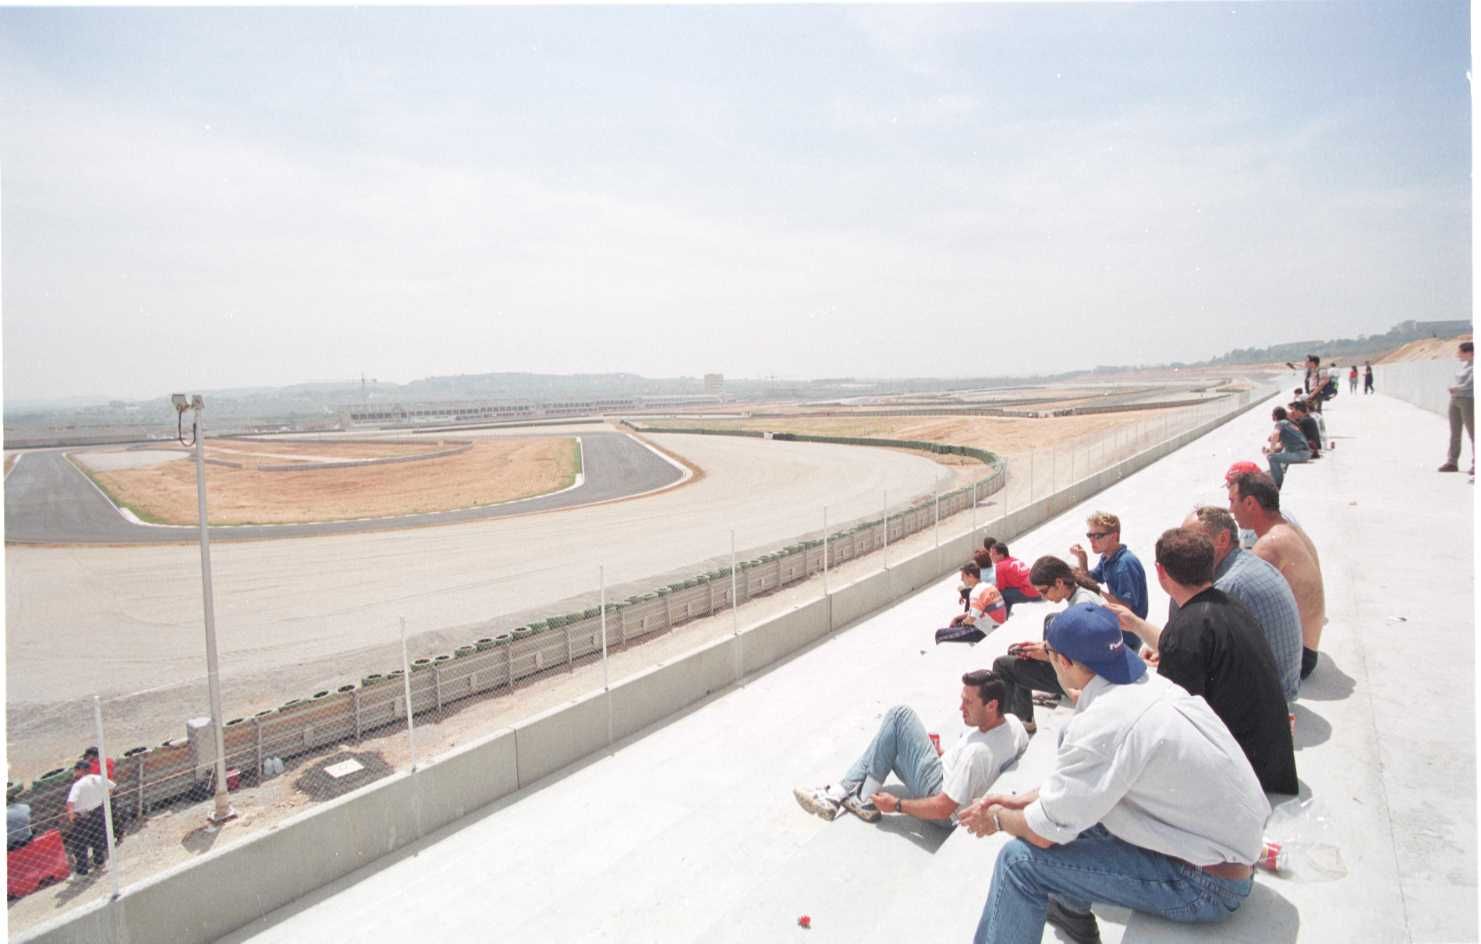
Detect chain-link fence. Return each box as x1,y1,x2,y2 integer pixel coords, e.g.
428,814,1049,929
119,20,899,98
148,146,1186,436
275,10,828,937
5,386,1276,936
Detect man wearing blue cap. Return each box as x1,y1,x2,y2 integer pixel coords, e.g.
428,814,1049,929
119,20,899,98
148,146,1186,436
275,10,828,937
959,602,1269,944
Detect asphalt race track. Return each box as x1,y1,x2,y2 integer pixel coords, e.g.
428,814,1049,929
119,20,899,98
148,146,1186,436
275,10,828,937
3,431,682,544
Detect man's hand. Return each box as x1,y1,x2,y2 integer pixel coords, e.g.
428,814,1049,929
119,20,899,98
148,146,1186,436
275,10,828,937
1010,641,1049,662
1104,600,1135,628
1139,643,1160,666
949,613,967,626
871,793,900,814
1102,590,1125,610
976,791,1033,810
958,799,995,836
1068,544,1088,568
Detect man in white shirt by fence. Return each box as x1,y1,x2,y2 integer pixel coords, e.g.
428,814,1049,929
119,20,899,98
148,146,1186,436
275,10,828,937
64,759,115,877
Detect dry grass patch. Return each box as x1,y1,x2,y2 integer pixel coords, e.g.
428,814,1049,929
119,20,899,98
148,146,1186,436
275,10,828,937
87,436,581,525
644,412,1172,459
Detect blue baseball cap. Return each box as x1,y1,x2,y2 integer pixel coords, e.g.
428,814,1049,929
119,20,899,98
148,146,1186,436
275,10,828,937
1045,602,1146,685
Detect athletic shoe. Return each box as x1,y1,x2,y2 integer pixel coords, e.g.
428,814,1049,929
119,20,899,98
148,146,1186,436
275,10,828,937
793,785,842,821
1046,899,1102,944
842,794,882,823
1438,463,1460,472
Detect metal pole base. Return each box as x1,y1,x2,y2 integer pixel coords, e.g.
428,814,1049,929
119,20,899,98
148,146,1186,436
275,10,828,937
208,805,239,827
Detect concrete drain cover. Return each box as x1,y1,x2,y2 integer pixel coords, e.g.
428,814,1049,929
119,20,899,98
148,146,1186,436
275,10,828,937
324,759,365,779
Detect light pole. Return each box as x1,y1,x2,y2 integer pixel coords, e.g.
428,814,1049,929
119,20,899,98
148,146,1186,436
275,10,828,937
172,393,235,826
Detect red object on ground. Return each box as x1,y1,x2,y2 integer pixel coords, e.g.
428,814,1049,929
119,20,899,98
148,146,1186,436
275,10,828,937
798,915,812,929
7,829,72,899
226,768,241,791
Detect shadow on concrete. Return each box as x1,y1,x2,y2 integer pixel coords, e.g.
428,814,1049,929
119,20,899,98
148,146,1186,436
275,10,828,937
871,786,951,853
47,869,99,908
180,822,227,855
1291,703,1332,750
1298,655,1355,702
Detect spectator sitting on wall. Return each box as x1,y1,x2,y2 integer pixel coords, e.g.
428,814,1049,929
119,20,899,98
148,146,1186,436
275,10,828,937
1108,527,1298,795
1229,471,1326,682
937,562,1008,645
1287,401,1323,457
991,556,1104,734
959,603,1267,944
983,539,1041,614
1262,406,1310,490
1068,511,1148,620
794,671,1029,827
1175,506,1304,703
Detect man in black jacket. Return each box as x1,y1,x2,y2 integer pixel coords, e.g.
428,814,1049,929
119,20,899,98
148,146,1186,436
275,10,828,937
1107,527,1298,795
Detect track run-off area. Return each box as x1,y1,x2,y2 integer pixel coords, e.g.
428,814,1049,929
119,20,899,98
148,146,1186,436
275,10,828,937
5,424,959,773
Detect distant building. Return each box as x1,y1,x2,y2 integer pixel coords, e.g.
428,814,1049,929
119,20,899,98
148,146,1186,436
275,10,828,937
704,373,724,395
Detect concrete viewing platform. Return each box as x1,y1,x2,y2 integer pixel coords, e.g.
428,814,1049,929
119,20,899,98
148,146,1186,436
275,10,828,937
207,389,1473,943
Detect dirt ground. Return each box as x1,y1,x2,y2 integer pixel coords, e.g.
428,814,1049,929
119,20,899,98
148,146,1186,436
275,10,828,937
82,436,581,525
1374,334,1473,364
644,409,1174,460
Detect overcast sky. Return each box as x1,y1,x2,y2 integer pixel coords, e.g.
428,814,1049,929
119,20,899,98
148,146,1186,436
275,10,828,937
0,3,1471,403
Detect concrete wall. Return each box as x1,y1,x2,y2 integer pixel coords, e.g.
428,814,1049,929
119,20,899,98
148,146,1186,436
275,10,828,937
18,390,1274,944
1371,358,1466,417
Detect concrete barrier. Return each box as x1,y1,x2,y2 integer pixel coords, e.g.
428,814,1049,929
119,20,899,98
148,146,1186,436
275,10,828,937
17,388,1274,944
1370,358,1464,418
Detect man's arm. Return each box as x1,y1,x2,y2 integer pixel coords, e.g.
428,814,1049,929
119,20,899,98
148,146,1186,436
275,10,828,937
872,792,959,821
1106,601,1161,649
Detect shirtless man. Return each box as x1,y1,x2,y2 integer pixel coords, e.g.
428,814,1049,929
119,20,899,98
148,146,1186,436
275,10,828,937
1228,471,1326,680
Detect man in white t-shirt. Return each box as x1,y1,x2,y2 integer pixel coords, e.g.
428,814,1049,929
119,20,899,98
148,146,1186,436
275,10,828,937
64,759,115,876
794,670,1029,826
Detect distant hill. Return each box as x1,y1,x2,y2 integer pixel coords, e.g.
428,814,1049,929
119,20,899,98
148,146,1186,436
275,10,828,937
1201,319,1472,368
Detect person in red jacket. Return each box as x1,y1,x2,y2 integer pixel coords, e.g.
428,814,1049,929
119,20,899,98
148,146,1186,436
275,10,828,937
81,747,115,780
983,538,1041,615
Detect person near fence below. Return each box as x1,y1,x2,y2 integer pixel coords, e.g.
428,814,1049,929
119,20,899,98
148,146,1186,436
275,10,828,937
1364,361,1375,394
1108,528,1298,796
984,540,1041,614
1287,401,1323,458
64,760,114,877
81,746,116,781
1175,506,1303,703
1439,341,1474,475
959,603,1267,944
7,785,32,852
1228,471,1326,682
937,562,1008,645
1262,406,1310,489
793,670,1029,827
1067,511,1148,620
991,556,1103,735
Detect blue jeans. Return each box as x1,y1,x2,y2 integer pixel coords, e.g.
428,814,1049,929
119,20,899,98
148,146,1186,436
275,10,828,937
1266,448,1309,488
973,825,1252,944
998,586,1037,615
841,706,950,826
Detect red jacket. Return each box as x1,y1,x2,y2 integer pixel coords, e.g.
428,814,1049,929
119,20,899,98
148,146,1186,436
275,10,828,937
86,757,117,780
994,557,1041,599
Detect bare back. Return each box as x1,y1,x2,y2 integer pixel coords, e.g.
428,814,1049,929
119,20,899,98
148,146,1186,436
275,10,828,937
1252,522,1326,649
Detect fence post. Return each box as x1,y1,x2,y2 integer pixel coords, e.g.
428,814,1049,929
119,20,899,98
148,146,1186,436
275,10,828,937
882,491,889,570
92,695,121,900
971,479,977,535
822,506,829,597
601,565,612,745
400,617,417,772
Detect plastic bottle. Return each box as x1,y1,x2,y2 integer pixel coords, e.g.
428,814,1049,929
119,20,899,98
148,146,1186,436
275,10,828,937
1257,838,1347,881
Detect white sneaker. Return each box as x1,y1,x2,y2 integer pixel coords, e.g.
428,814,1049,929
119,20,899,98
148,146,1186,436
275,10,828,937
842,794,882,823
794,785,843,821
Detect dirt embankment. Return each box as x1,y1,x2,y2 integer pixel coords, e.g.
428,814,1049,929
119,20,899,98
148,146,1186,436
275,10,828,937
1374,335,1473,364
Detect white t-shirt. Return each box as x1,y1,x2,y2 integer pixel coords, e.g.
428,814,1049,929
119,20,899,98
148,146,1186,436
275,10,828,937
939,715,1030,821
67,774,115,813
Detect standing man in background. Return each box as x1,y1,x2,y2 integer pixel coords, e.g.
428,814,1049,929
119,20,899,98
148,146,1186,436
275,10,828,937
1364,362,1375,394
1439,341,1473,476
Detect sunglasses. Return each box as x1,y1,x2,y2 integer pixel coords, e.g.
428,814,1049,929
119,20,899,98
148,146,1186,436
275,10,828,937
1085,531,1110,540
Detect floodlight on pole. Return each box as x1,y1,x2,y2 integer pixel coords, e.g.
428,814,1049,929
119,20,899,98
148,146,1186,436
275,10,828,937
172,393,235,827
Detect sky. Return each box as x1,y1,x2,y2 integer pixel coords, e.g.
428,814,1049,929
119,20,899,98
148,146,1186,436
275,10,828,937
0,2,1471,403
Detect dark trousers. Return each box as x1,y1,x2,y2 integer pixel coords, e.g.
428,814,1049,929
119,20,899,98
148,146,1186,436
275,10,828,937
936,624,986,645
65,807,107,874
1300,647,1319,680
998,587,1038,616
991,654,1064,724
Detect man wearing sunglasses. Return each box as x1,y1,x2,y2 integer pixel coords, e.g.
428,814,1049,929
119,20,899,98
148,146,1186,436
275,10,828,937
960,603,1267,944
1068,511,1148,621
